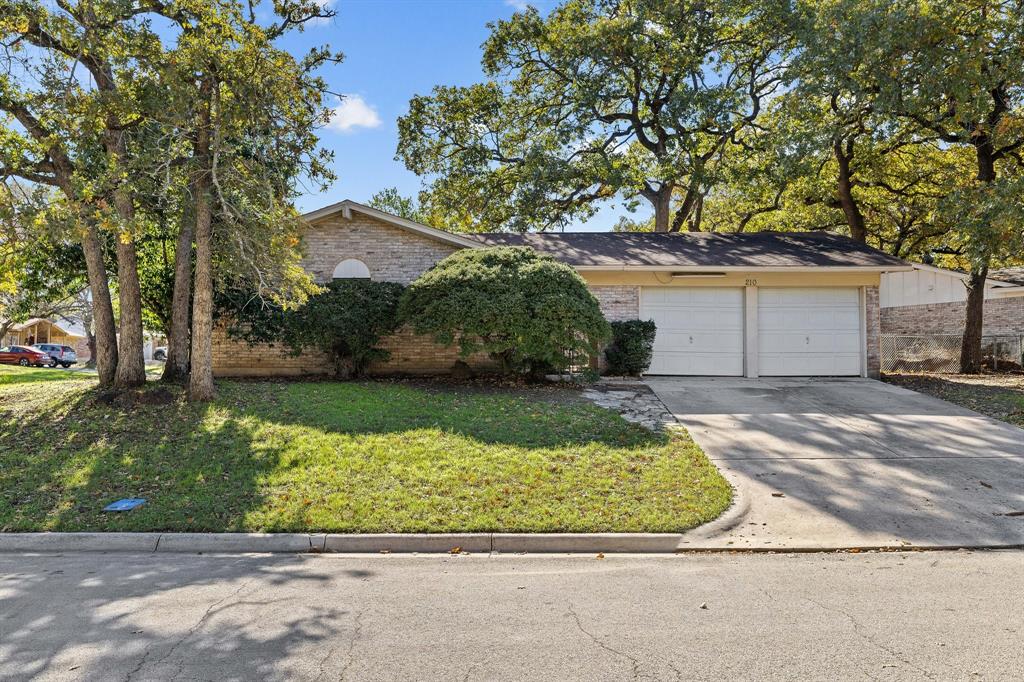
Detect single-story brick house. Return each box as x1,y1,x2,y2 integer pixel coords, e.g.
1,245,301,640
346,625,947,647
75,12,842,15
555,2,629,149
880,263,1024,337
213,200,911,379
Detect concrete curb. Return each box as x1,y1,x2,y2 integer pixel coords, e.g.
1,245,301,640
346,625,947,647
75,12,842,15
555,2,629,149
675,461,751,546
0,532,163,553
0,532,691,554
323,533,491,554
0,532,1020,555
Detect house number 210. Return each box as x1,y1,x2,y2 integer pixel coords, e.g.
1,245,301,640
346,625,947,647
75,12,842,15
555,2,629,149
745,279,758,287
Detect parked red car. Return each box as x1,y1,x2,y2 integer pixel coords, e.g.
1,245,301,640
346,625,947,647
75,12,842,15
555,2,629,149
0,345,50,367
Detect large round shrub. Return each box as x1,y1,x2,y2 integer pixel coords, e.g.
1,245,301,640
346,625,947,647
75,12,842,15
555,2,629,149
399,246,610,375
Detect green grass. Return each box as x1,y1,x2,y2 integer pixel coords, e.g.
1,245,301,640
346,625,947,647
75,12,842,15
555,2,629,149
0,365,731,533
0,365,84,385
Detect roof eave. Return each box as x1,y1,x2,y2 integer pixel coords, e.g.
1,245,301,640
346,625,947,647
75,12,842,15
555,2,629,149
301,200,481,249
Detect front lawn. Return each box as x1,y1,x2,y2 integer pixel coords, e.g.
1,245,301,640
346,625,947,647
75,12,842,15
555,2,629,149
0,365,731,533
885,372,1024,427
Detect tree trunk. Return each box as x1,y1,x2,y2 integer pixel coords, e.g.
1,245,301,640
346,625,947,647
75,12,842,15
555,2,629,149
162,203,195,383
834,138,867,243
960,265,988,374
105,128,146,389
652,188,672,233
80,221,118,387
188,90,216,402
959,141,998,374
86,330,97,368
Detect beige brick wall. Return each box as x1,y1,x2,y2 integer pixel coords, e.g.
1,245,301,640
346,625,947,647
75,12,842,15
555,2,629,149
589,285,640,322
880,296,1024,336
301,213,459,285
865,285,881,379
212,213,494,377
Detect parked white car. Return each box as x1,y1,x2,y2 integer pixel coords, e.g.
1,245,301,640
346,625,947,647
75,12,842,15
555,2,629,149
31,343,77,368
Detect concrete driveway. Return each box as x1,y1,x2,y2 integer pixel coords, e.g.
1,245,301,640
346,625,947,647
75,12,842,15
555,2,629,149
646,377,1024,550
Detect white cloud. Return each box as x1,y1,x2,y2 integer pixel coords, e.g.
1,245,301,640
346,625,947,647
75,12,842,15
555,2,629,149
327,95,382,133
505,0,532,10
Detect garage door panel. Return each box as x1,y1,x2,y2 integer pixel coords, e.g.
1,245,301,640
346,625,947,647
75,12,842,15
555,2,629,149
648,351,744,376
758,287,862,377
641,287,744,376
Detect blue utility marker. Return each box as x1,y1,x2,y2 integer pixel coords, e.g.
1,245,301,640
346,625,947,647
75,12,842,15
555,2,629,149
103,498,146,512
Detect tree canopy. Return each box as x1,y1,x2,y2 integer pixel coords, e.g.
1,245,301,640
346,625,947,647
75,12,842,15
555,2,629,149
398,0,791,233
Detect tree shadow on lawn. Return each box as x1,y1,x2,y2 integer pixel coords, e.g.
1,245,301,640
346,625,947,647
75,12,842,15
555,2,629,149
229,379,666,450
0,384,301,533
0,552,356,681
0,379,709,534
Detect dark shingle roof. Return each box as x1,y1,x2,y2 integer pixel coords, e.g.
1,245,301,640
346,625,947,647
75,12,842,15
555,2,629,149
990,267,1024,286
461,231,907,269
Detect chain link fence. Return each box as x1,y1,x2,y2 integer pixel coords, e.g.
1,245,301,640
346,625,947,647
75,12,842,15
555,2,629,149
881,334,1024,374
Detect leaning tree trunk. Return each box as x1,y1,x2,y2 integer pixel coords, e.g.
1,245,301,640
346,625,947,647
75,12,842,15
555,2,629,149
188,89,216,402
162,203,195,383
960,264,988,374
80,221,118,387
834,138,867,243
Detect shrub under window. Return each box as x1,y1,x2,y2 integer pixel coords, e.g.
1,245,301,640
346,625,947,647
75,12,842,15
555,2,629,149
223,279,405,379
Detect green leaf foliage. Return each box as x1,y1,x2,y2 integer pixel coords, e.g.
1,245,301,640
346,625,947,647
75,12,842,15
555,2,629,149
604,320,657,377
398,247,611,375
396,0,791,232
223,279,405,379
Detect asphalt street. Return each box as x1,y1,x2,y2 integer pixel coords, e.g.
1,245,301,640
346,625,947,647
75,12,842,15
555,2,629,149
1,550,1022,680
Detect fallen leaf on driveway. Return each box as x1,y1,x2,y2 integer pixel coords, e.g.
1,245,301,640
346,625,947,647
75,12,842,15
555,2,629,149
771,492,785,498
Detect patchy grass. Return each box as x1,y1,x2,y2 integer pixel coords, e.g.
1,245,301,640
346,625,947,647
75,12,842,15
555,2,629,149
0,365,731,533
885,372,1024,427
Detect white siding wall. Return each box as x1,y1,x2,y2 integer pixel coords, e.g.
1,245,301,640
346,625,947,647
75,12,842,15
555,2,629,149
880,266,1010,308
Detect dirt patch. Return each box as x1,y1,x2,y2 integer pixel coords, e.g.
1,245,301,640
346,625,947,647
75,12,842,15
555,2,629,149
885,373,1024,427
94,386,179,409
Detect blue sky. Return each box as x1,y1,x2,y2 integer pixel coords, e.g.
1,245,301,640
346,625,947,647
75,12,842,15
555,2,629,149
280,0,640,232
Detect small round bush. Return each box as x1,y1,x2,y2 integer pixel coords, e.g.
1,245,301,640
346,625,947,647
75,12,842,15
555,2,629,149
604,319,657,376
399,246,611,375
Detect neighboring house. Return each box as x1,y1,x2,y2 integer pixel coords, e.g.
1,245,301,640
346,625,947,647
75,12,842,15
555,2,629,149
2,318,90,359
212,200,910,379
880,263,1024,336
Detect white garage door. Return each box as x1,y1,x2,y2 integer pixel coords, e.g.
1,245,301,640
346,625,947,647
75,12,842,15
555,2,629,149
758,288,862,376
641,287,744,376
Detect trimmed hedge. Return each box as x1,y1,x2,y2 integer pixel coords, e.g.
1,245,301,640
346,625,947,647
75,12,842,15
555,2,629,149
604,319,657,376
